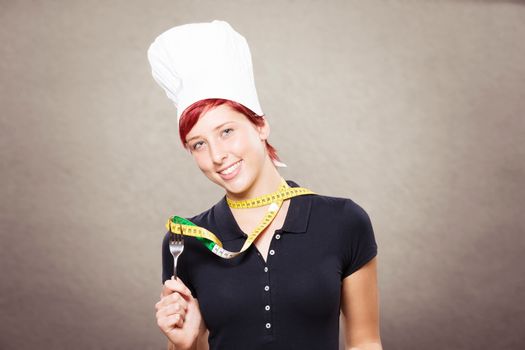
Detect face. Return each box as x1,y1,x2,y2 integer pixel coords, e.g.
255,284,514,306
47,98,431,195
184,104,270,196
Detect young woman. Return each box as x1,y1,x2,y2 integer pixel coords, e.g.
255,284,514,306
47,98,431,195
148,20,382,350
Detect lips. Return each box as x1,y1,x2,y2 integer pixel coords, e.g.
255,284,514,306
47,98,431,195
218,160,242,175
217,160,243,180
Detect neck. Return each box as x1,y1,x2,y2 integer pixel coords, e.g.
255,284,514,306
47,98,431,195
225,156,284,201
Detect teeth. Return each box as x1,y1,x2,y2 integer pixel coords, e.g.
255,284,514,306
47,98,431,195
220,160,242,175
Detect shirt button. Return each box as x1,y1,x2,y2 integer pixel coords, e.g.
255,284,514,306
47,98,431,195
275,234,281,240
266,323,271,329
269,249,275,256
264,285,270,291
264,267,268,272
265,305,270,311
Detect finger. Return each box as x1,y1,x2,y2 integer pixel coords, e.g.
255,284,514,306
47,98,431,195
175,313,184,327
169,302,187,318
157,314,172,332
157,314,183,332
155,296,171,311
164,277,193,298
159,306,187,323
155,298,187,318
170,292,189,310
164,277,193,297
159,291,188,309
156,304,187,325
160,276,180,298
161,282,174,297
166,314,184,329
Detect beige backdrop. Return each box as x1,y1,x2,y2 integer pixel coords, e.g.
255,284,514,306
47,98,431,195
1,1,524,349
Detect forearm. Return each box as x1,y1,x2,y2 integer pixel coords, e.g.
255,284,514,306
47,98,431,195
196,332,209,350
347,342,383,350
167,340,197,350
166,331,208,350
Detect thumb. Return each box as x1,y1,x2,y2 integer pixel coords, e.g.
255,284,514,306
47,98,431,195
164,277,193,299
160,276,176,297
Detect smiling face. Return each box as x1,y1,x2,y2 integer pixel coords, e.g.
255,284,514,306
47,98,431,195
184,104,272,198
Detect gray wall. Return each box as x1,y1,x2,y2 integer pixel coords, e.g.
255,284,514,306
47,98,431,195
1,1,524,349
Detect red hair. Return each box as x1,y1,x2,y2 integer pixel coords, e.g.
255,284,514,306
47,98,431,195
178,98,282,164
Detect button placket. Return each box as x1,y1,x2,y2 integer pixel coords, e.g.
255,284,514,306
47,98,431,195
269,231,281,258
261,231,283,334
262,257,273,333
262,280,273,333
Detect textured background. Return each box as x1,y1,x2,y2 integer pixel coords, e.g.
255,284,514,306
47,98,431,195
1,1,524,349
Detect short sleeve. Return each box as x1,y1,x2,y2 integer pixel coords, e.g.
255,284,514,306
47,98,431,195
161,231,198,297
341,200,378,279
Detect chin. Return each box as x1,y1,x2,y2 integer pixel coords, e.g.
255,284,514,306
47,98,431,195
220,175,253,195
203,160,258,194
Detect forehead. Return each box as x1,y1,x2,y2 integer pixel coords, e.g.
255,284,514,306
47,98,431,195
186,104,248,139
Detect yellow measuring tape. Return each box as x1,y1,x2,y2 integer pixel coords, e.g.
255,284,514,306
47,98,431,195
165,178,315,259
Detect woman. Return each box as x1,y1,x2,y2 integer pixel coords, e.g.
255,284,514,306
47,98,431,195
148,20,382,350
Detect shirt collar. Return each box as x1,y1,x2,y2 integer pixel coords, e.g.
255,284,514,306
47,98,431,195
212,179,313,241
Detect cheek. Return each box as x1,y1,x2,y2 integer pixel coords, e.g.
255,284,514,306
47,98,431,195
248,136,267,158
192,153,211,171
234,133,264,154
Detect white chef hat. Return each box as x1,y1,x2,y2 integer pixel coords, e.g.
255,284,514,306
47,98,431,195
147,20,287,167
147,19,263,123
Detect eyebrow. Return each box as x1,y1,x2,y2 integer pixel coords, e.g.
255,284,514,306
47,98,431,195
186,121,235,143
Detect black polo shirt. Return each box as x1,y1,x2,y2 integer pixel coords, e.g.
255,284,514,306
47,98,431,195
161,180,378,350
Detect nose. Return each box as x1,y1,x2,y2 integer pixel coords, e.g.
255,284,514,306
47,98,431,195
208,141,227,165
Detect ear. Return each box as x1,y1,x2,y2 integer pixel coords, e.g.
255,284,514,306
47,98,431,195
257,116,270,141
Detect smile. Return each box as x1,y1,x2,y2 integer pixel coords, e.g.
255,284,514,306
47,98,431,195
218,160,243,175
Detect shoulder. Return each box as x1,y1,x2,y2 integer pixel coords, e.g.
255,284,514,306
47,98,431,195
307,193,374,240
310,193,372,224
309,194,377,263
287,175,374,230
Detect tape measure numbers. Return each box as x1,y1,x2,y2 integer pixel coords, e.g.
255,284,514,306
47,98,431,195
165,178,315,259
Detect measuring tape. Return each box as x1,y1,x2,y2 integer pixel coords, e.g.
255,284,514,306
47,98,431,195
165,178,315,259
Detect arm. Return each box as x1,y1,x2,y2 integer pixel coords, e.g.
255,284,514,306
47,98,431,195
166,315,209,350
341,256,383,350
196,328,209,350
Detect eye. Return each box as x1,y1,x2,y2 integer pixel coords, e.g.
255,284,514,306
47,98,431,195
192,141,204,150
222,128,233,136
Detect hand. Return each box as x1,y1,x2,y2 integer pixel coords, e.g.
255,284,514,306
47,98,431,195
155,276,202,349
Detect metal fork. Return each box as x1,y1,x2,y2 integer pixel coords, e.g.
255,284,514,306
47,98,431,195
168,223,185,279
